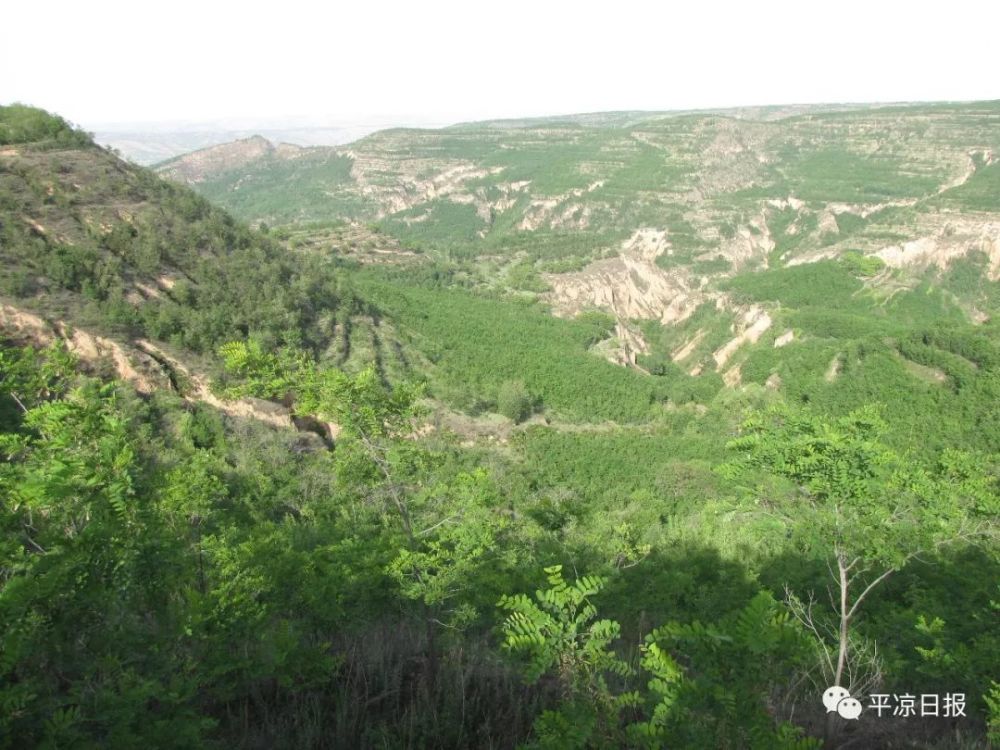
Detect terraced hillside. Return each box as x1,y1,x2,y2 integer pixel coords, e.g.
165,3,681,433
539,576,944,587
157,102,1000,452
159,103,1000,271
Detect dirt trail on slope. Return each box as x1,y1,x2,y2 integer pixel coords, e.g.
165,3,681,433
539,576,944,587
773,329,794,347
938,149,994,193
133,339,297,430
824,354,842,382
0,303,326,435
1,305,163,394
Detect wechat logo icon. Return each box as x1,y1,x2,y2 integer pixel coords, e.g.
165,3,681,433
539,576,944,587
823,685,863,720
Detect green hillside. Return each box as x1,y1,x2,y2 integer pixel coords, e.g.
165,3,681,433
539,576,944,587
1,105,998,749
0,109,369,357
156,102,1000,440
158,101,1000,262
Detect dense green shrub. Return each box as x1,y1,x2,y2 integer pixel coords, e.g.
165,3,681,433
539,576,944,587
840,249,885,277
497,378,534,422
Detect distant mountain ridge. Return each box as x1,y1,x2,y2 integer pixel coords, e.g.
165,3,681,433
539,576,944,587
95,116,457,165
156,135,305,183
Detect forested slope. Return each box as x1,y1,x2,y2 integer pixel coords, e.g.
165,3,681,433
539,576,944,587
1,105,998,749
1,105,364,357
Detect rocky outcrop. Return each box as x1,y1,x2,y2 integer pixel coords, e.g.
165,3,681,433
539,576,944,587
773,330,794,348
874,219,1000,280
545,229,704,326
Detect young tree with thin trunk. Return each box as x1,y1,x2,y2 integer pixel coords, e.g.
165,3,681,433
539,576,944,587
722,405,996,746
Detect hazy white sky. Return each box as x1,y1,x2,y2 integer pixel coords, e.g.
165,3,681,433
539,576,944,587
3,0,998,129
